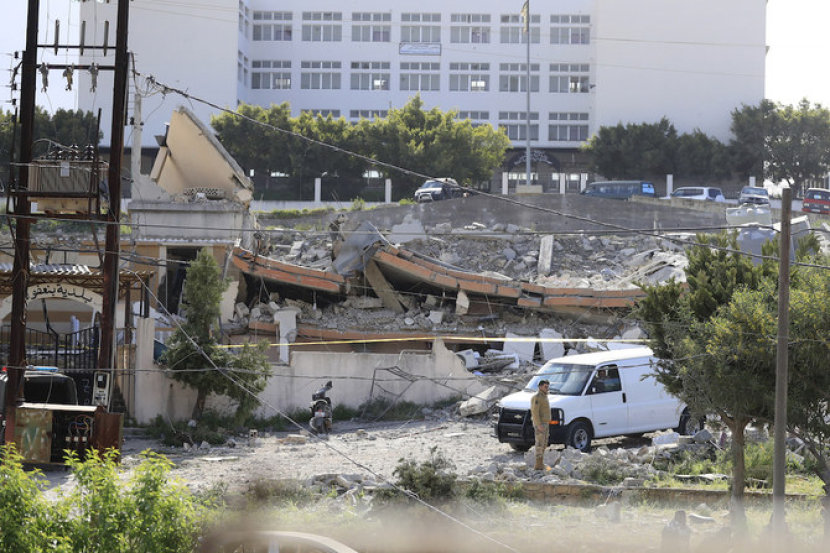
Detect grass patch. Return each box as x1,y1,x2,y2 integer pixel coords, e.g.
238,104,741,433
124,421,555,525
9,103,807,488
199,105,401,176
357,396,460,422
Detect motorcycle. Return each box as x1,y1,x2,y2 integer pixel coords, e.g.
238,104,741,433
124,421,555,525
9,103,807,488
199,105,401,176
309,381,333,435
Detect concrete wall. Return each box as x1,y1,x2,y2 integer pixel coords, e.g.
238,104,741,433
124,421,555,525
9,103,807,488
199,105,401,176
131,338,487,424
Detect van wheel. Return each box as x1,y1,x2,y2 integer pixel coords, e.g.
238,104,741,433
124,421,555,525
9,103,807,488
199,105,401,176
675,409,703,435
509,443,531,453
567,421,592,452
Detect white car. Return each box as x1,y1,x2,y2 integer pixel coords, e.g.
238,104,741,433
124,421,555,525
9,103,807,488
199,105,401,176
670,186,726,202
738,186,770,205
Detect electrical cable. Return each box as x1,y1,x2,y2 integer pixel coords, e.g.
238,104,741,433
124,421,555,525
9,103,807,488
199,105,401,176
117,267,526,553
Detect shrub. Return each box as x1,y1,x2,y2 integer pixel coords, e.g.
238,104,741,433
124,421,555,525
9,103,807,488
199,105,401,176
393,447,457,500
0,445,209,553
579,455,627,485
350,197,366,211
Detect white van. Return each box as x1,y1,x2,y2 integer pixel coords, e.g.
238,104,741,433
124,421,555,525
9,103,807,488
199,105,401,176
493,347,695,452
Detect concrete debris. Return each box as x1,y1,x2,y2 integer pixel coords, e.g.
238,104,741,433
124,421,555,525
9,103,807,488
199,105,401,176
458,386,503,417
227,217,690,371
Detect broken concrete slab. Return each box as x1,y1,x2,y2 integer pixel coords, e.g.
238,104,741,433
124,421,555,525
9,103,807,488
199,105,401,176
540,328,565,360
459,386,502,416
388,215,426,245
503,332,536,362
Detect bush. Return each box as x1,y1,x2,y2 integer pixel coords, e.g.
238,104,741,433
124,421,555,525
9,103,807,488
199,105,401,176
579,455,627,485
393,447,457,500
0,445,209,553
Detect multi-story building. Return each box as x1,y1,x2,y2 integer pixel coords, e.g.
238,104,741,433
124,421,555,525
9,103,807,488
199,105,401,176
78,0,766,191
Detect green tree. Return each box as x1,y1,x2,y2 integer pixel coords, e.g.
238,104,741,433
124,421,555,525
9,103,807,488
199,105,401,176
210,97,511,201
675,130,732,180
634,232,777,528
583,118,679,179
1,107,102,188
211,102,294,179
784,257,830,538
731,99,830,195
162,248,272,420
363,96,509,197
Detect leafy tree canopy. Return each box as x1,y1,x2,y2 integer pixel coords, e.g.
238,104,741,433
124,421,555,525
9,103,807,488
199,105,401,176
0,107,102,186
730,99,830,195
211,96,510,200
161,249,271,421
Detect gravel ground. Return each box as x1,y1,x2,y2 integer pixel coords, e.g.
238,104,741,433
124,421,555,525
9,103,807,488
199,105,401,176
122,417,520,494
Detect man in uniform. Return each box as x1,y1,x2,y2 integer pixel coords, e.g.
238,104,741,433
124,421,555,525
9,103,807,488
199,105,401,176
530,379,551,470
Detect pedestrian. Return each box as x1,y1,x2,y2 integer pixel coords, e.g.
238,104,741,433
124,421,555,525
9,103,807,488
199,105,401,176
530,379,551,470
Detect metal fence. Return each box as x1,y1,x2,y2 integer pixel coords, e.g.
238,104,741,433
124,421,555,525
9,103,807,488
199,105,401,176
0,325,136,417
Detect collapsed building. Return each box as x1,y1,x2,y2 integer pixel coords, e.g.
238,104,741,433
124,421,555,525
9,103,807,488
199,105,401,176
8,106,821,425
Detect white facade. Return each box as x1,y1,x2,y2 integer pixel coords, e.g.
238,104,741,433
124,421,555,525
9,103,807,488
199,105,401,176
79,0,766,149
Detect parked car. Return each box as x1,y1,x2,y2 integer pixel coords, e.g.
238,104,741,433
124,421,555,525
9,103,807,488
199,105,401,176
581,180,656,200
738,186,770,205
492,347,696,452
669,186,726,202
1,366,79,442
801,187,830,215
413,178,463,202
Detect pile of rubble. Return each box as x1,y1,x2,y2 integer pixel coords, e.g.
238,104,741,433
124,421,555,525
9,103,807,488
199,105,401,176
234,217,690,343
260,218,690,289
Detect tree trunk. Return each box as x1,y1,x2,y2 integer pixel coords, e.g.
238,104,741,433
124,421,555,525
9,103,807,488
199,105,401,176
729,418,750,532
192,389,207,420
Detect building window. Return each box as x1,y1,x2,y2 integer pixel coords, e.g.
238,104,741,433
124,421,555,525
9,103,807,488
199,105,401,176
350,61,390,90
302,11,342,42
352,12,391,42
548,112,589,141
549,63,590,93
401,13,441,43
300,61,342,89
499,63,540,92
252,11,292,41
350,109,389,120
500,14,540,44
499,111,539,141
449,62,489,92
450,13,490,43
302,109,341,118
458,111,490,127
550,14,590,44
400,62,440,91
458,110,490,120
252,60,291,90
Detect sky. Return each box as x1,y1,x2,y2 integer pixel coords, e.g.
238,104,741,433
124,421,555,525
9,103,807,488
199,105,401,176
1,0,830,112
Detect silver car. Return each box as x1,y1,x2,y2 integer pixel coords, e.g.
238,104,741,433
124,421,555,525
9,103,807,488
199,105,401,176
738,186,770,205
670,186,726,202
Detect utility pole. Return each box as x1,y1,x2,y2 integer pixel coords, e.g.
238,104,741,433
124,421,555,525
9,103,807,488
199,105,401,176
97,0,130,372
4,0,40,444
522,0,531,189
772,185,792,534
4,0,131,443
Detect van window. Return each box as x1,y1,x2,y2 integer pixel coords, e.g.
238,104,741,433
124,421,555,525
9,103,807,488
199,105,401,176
527,363,593,396
589,366,622,394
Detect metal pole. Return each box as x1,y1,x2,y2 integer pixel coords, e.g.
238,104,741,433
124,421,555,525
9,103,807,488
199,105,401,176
5,0,40,444
525,0,531,188
98,0,130,371
772,185,792,533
